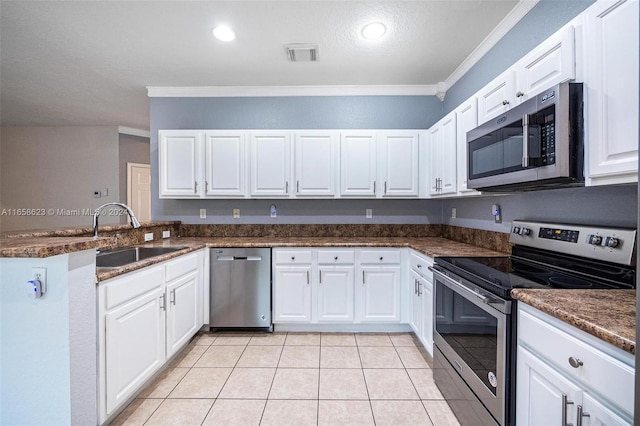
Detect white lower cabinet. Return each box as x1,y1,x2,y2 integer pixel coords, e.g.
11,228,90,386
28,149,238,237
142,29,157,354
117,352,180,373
408,250,434,355
272,248,401,325
516,303,634,426
99,250,206,424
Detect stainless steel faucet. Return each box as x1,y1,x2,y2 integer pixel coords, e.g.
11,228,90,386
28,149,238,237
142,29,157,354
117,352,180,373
93,202,141,237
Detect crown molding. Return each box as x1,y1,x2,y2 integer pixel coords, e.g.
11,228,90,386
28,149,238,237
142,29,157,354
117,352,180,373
444,0,540,89
147,84,438,98
118,126,150,138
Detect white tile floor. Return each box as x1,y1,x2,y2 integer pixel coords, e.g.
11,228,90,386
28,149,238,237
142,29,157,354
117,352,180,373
111,331,460,426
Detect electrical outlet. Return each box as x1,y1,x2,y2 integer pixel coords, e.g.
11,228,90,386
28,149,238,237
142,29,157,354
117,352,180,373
270,205,277,218
451,208,457,219
144,232,154,242
233,208,240,219
162,230,170,239
32,267,47,288
366,208,373,219
102,188,109,197
200,209,206,219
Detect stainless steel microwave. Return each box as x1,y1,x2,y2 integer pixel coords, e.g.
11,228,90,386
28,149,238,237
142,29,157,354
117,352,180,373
467,82,583,192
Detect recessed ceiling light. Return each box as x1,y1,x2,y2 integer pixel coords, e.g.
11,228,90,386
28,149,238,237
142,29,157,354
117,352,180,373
361,22,387,40
212,25,235,42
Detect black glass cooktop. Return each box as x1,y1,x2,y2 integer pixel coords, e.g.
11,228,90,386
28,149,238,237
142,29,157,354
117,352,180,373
435,246,635,299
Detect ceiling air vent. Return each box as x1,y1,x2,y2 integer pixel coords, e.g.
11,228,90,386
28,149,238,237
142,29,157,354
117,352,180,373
285,43,319,62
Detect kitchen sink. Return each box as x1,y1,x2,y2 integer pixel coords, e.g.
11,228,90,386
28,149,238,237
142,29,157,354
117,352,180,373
96,246,188,268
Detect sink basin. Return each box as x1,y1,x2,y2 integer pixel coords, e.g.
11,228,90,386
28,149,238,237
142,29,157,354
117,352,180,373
96,246,188,268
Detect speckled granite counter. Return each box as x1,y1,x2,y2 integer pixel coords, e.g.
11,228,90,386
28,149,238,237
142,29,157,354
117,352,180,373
95,236,507,281
0,236,105,258
511,289,636,355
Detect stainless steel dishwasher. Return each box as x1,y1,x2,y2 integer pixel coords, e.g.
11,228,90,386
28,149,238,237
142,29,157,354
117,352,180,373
209,248,272,330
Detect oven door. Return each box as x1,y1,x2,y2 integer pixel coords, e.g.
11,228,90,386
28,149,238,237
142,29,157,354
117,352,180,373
432,267,511,426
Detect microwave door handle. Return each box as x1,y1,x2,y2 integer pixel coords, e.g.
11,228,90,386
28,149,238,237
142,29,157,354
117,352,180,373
522,114,530,168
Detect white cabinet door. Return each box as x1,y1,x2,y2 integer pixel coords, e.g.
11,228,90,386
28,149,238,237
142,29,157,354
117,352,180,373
379,131,420,197
204,132,246,197
477,69,516,124
273,265,312,322
455,97,479,195
581,393,632,426
250,132,292,197
585,0,639,185
105,287,165,414
340,132,378,197
158,130,202,198
316,266,354,322
165,271,199,359
516,345,582,426
295,131,338,197
420,278,433,355
515,25,575,102
409,269,422,334
357,266,401,322
428,113,456,196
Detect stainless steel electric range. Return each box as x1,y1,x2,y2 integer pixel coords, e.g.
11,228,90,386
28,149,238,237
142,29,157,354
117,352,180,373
430,220,636,426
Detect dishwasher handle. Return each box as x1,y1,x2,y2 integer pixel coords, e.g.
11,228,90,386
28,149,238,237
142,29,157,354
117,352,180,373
217,255,263,261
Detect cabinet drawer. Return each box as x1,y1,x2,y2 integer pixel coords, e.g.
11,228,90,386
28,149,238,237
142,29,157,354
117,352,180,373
359,249,401,264
409,251,433,281
518,306,635,415
317,250,355,264
274,250,313,264
103,266,164,311
165,252,199,282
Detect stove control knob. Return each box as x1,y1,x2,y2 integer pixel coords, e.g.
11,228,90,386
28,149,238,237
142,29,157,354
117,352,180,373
512,226,521,234
588,235,603,246
605,236,620,248
520,227,531,236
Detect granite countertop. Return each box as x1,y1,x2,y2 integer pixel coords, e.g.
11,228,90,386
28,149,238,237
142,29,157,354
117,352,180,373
0,236,105,258
94,236,506,281
511,289,636,355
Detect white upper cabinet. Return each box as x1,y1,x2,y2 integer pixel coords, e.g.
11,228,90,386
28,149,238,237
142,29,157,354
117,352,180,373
477,25,576,125
340,132,378,197
295,131,338,197
477,69,517,124
158,130,202,198
378,131,420,197
455,97,479,195
204,132,247,197
428,112,457,196
515,25,575,103
250,132,292,197
584,0,639,185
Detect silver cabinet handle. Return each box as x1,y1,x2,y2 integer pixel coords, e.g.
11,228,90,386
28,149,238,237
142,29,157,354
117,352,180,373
285,181,289,193
516,91,525,98
417,264,422,269
577,405,589,426
373,181,376,193
384,181,387,194
379,256,384,261
205,181,209,192
502,100,510,106
194,181,198,193
170,289,176,305
160,294,166,311
334,256,338,261
414,278,418,294
296,181,299,193
417,280,422,296
362,271,365,284
568,357,583,368
291,256,295,261
306,270,310,285
319,270,322,284
562,394,574,426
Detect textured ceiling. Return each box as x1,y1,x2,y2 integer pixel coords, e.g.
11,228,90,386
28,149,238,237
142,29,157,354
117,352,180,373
0,1,521,129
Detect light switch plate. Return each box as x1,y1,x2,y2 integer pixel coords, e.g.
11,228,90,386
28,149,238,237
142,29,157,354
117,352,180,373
144,232,154,242
233,208,240,219
366,208,373,219
200,209,206,219
162,230,170,239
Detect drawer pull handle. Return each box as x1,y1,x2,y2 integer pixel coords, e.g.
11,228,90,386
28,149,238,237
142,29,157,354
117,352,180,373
291,256,295,261
334,256,338,261
562,394,574,426
568,357,583,368
379,256,384,261
417,264,422,268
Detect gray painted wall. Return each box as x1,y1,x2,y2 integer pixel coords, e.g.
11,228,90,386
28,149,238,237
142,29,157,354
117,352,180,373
442,0,595,114
150,96,444,224
0,126,121,231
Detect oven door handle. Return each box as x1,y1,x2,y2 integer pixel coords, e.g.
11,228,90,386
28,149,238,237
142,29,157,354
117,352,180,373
430,266,491,305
